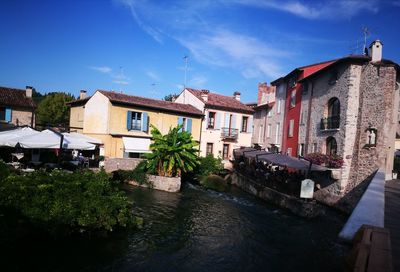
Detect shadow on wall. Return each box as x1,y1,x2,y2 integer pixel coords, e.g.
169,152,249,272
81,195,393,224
335,171,376,214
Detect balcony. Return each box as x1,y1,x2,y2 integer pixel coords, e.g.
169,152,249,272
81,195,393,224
320,116,340,131
221,127,239,140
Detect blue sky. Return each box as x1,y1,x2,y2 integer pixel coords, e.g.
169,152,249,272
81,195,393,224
0,0,399,103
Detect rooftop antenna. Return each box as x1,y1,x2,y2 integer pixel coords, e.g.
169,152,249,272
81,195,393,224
183,55,189,88
362,26,371,55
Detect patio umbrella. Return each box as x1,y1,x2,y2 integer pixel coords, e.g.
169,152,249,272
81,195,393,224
63,132,102,144
257,153,328,171
0,127,39,147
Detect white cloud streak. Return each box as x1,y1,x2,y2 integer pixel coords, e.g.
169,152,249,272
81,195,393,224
232,0,379,19
146,70,160,81
89,66,112,74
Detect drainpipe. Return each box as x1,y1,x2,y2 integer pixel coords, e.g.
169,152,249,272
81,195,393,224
304,81,314,154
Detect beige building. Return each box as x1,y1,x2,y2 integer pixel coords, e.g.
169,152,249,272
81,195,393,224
175,88,254,167
0,86,35,131
68,90,203,158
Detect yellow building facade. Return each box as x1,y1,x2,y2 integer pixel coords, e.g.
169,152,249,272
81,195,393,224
69,90,203,158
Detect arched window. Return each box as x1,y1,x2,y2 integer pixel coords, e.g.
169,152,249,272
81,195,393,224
327,97,340,129
326,136,337,155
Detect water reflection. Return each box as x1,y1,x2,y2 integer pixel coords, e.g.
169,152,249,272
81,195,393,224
0,182,348,272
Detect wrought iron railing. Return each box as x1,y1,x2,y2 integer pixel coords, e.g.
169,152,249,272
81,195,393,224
221,127,239,139
320,116,340,130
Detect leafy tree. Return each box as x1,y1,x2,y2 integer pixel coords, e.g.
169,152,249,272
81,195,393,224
145,125,199,177
163,93,177,101
36,92,74,127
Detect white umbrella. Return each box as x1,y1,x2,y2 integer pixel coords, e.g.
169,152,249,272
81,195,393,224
12,129,95,150
63,132,102,144
0,127,39,147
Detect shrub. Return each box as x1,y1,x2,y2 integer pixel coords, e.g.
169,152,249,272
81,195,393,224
200,174,228,192
194,155,224,179
326,154,344,168
114,160,149,185
0,160,11,180
0,169,134,235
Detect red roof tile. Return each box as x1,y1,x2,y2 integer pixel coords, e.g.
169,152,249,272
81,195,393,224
0,86,35,109
185,88,254,114
98,90,203,116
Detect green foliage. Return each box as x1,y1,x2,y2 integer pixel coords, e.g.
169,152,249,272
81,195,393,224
163,93,178,102
115,160,149,185
144,125,199,177
0,170,134,235
193,155,224,180
200,174,228,192
36,92,75,126
0,160,11,180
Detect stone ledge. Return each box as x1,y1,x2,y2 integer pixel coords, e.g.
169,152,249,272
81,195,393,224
128,174,181,193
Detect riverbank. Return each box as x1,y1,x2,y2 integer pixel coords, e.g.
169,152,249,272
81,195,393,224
0,182,349,271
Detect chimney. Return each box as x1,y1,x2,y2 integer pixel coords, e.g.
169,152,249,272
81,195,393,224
233,91,241,101
26,86,33,98
369,40,383,62
201,89,209,102
79,90,87,99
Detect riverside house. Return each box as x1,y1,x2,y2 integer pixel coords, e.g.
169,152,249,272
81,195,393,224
68,90,203,158
0,86,36,131
175,88,254,167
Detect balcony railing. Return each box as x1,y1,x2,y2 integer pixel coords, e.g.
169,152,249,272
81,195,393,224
320,116,340,130
221,127,239,140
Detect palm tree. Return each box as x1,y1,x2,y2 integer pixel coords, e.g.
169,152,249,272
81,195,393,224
145,125,199,177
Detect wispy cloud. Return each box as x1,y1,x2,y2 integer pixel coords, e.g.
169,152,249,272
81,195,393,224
189,75,207,88
177,29,290,78
89,65,131,85
232,0,379,19
89,66,112,74
146,70,160,81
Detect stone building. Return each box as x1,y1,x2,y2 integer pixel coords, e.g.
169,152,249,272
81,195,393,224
0,86,36,131
299,40,400,194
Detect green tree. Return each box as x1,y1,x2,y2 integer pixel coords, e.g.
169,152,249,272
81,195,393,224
145,125,199,177
163,93,177,101
36,92,74,126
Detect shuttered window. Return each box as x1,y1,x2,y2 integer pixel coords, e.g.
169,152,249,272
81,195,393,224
126,111,149,132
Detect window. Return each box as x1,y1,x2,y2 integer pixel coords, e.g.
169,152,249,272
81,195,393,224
223,144,229,160
326,137,337,155
277,100,281,114
290,90,296,108
299,144,305,157
241,116,248,132
288,119,294,137
0,107,5,121
326,97,340,129
329,71,338,85
267,124,271,138
130,111,142,130
208,112,216,129
178,117,192,133
300,110,306,125
124,152,145,159
301,82,308,95
289,76,297,88
206,143,214,156
258,125,264,144
275,123,280,144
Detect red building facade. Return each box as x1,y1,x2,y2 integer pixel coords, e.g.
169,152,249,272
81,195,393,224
282,61,335,157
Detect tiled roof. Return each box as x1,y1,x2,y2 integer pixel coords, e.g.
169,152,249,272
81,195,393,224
98,90,203,116
185,88,254,114
0,86,35,109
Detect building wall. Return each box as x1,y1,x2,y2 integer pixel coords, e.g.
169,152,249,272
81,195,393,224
201,108,252,165
303,62,399,193
69,105,84,132
77,91,202,158
10,107,34,127
175,89,205,111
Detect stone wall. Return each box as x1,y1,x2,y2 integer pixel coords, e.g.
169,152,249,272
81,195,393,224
11,107,34,127
231,171,326,218
104,157,142,172
128,175,181,193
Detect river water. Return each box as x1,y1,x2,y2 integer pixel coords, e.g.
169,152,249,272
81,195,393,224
2,183,348,271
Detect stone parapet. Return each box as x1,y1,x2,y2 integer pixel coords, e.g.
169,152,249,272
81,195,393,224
104,158,142,173
128,175,181,193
